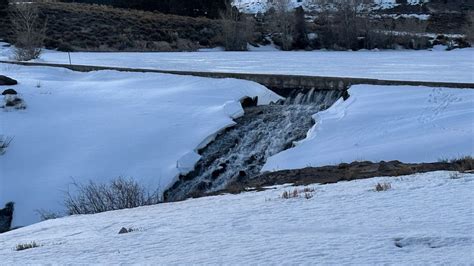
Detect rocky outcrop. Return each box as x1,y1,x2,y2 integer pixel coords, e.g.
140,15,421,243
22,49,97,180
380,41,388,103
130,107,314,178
2,88,17,95
0,202,14,234
0,76,17,86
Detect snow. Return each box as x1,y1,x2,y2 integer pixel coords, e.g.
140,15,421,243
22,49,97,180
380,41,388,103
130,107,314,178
232,0,429,13
372,13,431,20
0,63,281,226
0,171,472,264
263,85,474,172
3,49,473,84
1,42,473,83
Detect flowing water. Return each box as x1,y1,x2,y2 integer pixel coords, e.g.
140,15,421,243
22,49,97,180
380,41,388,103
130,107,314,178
165,90,345,201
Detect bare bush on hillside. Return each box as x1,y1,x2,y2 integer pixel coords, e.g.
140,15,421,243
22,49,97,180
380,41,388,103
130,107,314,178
316,0,371,50
464,11,474,45
221,3,254,51
65,177,162,215
0,135,13,155
15,242,39,251
9,0,46,61
270,0,295,50
375,182,392,192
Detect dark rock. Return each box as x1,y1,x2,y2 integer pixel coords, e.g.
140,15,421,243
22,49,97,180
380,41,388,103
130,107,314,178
0,202,14,234
118,227,129,234
196,181,211,191
338,163,350,169
0,76,17,86
2,89,17,95
211,169,223,180
5,96,23,107
240,96,258,108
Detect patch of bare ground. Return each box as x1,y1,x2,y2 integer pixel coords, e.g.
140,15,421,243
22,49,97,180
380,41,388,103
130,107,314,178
209,157,474,196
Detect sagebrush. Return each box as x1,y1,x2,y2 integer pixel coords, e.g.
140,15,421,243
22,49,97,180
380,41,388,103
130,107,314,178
16,242,39,251
375,182,392,192
0,135,13,155
65,177,162,215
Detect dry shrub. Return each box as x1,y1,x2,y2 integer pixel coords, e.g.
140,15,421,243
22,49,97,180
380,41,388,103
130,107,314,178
281,187,315,199
464,11,474,45
9,1,46,61
65,177,162,215
35,209,62,221
375,182,392,192
449,172,462,180
3,95,27,110
452,155,474,172
220,3,253,51
16,242,39,251
0,135,13,155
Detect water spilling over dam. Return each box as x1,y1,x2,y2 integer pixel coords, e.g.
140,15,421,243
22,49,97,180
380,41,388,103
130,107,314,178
165,89,345,201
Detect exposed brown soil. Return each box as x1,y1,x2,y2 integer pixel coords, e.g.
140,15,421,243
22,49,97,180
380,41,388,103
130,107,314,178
206,158,473,196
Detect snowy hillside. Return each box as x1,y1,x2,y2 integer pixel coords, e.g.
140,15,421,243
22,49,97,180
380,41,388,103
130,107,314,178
263,85,474,171
0,63,280,226
232,0,428,13
0,171,472,264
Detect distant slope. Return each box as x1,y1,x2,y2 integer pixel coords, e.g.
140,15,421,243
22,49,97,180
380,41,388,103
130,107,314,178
0,2,223,52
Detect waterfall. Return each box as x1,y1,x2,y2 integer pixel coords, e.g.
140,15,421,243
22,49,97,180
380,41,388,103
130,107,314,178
165,90,345,201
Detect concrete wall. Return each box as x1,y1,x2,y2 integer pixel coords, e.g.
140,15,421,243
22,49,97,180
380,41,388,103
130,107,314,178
1,61,473,94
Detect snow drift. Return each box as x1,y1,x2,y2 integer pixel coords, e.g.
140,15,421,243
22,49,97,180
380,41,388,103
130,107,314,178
0,63,281,226
263,85,474,171
0,171,472,264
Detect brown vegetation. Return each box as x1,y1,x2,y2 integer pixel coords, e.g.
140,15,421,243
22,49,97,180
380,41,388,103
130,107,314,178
220,3,254,51
1,2,223,52
374,182,392,192
9,1,46,60
281,187,315,199
65,177,162,215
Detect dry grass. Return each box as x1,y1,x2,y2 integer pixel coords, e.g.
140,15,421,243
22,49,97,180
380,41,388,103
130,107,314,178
15,242,39,251
281,187,315,199
449,172,463,180
0,135,13,155
375,182,392,192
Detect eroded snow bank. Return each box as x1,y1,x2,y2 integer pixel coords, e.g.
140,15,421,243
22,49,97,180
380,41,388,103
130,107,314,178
263,85,474,172
0,63,281,226
0,171,472,264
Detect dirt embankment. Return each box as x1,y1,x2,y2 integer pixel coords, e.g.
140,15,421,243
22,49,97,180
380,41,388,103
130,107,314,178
206,158,473,196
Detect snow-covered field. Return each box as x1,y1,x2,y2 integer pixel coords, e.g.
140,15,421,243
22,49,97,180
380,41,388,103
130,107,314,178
0,63,280,226
1,43,473,83
263,85,474,171
0,171,472,264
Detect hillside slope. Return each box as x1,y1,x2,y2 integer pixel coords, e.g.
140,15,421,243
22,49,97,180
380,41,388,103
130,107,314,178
0,2,222,52
0,171,472,264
